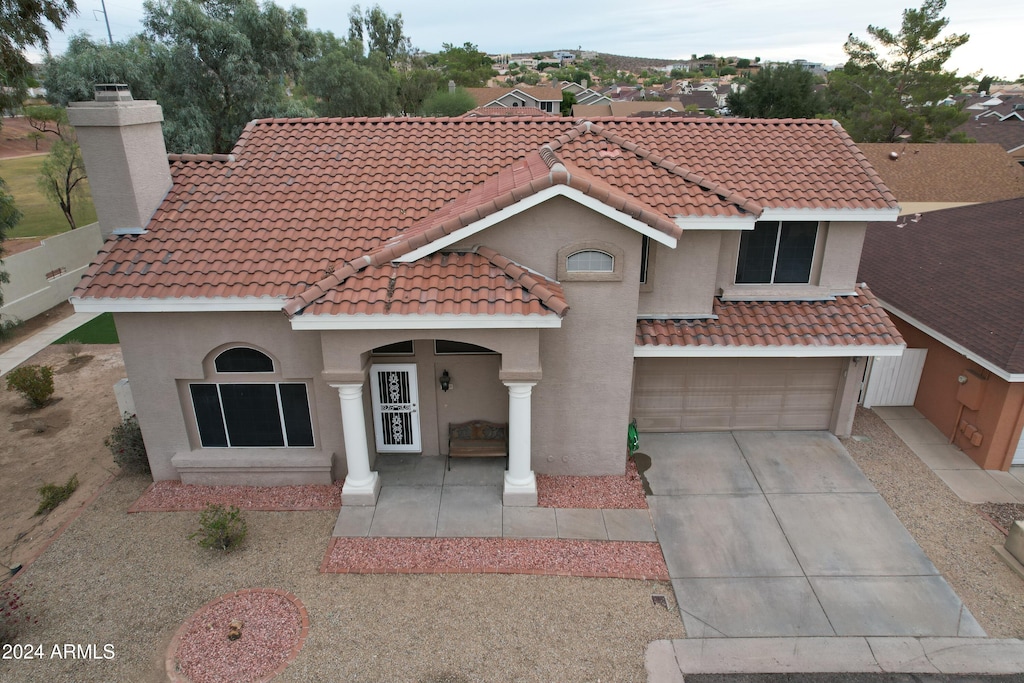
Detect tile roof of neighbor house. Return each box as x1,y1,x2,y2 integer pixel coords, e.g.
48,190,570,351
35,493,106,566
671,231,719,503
464,86,562,107
858,197,1024,374
636,286,903,350
74,116,897,322
857,143,1024,203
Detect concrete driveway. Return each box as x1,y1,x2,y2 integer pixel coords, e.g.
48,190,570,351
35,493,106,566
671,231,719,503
641,431,985,638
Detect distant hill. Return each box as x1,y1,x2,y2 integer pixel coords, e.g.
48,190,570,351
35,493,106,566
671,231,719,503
529,51,679,72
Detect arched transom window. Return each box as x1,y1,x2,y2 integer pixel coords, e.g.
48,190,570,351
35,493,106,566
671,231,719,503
566,250,614,273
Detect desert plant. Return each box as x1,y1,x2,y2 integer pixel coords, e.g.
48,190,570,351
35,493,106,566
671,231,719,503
190,504,247,552
105,413,149,475
35,473,78,515
0,317,22,342
62,338,83,360
5,364,54,408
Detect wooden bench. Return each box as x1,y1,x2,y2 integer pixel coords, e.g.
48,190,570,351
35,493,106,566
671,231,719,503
447,420,508,471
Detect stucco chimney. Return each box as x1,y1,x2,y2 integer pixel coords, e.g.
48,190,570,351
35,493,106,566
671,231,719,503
67,84,171,239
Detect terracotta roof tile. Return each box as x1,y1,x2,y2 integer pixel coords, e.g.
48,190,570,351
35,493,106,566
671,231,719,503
636,287,903,350
75,117,897,311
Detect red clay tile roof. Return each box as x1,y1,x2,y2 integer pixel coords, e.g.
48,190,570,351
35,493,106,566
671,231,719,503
635,286,903,351
74,117,898,316
859,198,1024,375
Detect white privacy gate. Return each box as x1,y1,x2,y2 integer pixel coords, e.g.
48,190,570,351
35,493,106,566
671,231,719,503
370,364,421,452
862,349,927,408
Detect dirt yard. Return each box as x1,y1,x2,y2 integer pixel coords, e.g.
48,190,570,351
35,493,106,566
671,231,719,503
0,115,54,159
0,343,125,571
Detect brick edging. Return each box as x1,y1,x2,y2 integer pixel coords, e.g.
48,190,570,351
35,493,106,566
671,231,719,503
165,588,310,683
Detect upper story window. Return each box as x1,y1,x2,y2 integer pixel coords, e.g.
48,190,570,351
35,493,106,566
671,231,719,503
736,221,818,284
214,347,274,373
566,250,614,273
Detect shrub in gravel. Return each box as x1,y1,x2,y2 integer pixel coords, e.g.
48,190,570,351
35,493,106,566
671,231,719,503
5,364,54,408
190,504,248,552
35,474,78,515
105,413,150,475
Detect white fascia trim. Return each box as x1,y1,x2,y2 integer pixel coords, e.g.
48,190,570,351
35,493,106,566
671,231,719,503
880,301,1024,382
674,215,754,230
69,296,287,312
395,185,678,263
759,207,901,222
290,313,562,330
634,344,905,358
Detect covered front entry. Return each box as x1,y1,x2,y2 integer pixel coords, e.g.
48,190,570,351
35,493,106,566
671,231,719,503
632,357,844,432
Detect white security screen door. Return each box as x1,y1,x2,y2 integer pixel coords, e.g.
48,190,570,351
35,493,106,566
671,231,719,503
370,364,421,452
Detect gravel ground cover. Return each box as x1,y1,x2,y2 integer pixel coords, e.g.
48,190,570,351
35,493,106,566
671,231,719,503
538,457,647,509
845,408,1024,638
978,503,1024,535
322,537,668,579
1,474,682,683
129,481,343,512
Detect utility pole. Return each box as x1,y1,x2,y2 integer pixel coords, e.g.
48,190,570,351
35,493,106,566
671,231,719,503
97,0,113,45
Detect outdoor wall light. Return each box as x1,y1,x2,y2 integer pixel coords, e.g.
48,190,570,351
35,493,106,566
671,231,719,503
440,369,452,392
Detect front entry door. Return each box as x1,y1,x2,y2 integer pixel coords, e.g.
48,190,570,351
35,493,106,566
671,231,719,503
370,364,422,452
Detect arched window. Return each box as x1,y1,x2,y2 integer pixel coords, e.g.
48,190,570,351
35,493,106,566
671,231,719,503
566,250,614,273
215,347,274,373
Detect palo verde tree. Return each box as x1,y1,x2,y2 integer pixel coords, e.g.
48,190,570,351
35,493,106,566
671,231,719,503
727,63,825,118
0,0,77,120
827,0,970,142
25,106,87,230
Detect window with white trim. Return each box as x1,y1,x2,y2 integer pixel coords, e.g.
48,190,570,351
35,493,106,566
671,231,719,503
566,249,614,273
189,347,313,448
735,221,818,284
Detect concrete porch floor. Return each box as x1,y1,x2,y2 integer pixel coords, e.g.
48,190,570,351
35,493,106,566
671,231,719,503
872,405,1024,504
331,455,657,541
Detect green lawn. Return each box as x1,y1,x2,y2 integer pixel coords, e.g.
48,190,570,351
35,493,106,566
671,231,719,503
0,154,97,239
52,312,119,345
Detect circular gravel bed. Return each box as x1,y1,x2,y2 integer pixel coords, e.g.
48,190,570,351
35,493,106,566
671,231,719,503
167,589,309,683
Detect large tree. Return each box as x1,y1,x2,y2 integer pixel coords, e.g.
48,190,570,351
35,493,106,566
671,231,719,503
303,32,396,117
347,3,409,65
26,106,87,230
0,177,21,317
828,0,970,142
429,42,495,88
41,34,157,106
142,0,316,153
727,64,825,118
0,0,77,118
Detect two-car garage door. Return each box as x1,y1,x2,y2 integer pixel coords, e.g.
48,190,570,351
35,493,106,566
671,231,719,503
632,357,844,432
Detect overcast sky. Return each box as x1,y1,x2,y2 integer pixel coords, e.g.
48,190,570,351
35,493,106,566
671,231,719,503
39,0,1024,80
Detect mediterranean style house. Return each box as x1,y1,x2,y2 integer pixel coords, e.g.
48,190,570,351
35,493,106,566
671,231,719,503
68,86,903,507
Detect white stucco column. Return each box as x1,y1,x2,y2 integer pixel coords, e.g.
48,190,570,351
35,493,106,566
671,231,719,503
330,382,380,506
503,381,538,506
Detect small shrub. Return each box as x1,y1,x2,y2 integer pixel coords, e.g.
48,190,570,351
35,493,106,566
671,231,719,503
0,317,22,342
63,338,83,360
35,473,78,515
105,413,149,475
190,504,247,552
1,586,35,646
5,364,55,408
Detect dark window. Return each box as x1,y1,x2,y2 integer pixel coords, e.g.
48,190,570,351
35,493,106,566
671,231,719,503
736,221,818,284
434,340,496,355
214,347,274,373
640,236,650,284
372,340,415,355
189,383,313,448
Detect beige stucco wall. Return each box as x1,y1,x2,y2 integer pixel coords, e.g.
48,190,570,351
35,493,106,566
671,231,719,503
114,311,341,481
638,231,720,316
0,223,103,321
453,196,643,475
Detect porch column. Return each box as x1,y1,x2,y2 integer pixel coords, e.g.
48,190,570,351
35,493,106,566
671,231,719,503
503,381,538,506
330,382,380,506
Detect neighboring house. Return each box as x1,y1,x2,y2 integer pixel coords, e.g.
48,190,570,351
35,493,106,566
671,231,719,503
68,88,903,508
464,85,562,114
675,92,722,113
953,113,1024,166
462,106,558,118
859,198,1024,470
571,102,681,117
857,143,1024,214
560,81,610,106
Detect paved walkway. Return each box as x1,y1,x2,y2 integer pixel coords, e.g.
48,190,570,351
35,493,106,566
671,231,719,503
641,431,981,639
332,455,657,541
873,405,1024,504
0,312,100,376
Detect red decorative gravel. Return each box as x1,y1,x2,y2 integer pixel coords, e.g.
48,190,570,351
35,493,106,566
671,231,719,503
129,480,343,512
167,589,309,683
537,457,647,509
321,537,668,580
